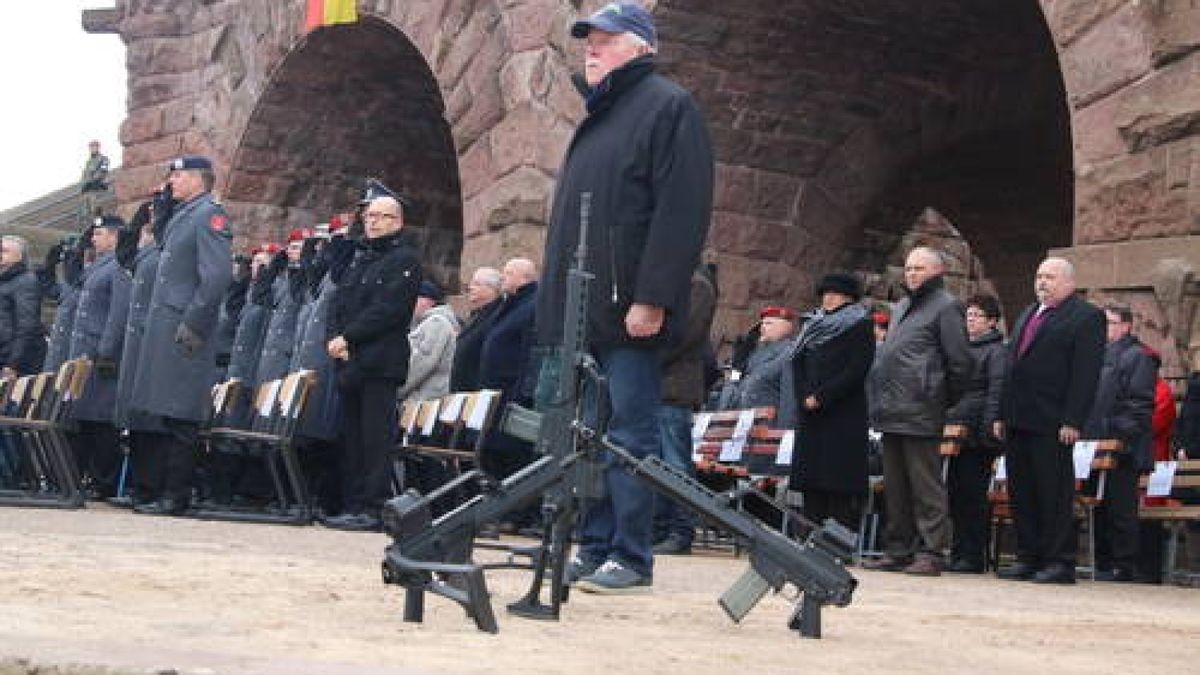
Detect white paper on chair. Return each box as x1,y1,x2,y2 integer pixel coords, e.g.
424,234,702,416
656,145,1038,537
718,438,745,463
994,456,1007,481
691,412,711,462
1146,461,1177,497
466,390,496,430
733,409,754,440
440,393,466,423
259,381,280,417
776,430,795,465
1072,440,1098,480
421,401,440,436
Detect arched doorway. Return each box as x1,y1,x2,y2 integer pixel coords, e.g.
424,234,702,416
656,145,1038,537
224,17,463,288
653,0,1072,338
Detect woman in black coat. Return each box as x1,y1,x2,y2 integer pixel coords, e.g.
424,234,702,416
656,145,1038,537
789,273,874,531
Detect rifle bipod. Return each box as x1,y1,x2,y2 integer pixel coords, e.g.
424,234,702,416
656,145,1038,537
505,505,575,620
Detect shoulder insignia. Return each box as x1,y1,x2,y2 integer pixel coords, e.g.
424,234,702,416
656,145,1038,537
210,214,229,232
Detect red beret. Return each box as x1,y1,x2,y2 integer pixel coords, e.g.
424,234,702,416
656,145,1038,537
872,311,890,326
287,228,314,243
251,242,282,256
760,306,797,321
329,215,348,233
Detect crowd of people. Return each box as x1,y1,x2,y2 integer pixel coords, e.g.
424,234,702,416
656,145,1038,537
0,2,1196,600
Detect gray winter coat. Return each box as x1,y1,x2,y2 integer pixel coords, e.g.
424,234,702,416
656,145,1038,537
256,274,303,383
730,338,795,413
115,246,161,430
129,192,233,422
68,253,131,423
290,274,340,440
43,283,81,373
397,303,458,403
870,275,972,437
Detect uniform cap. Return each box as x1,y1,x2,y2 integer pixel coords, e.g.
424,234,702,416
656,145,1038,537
418,281,444,303
167,155,213,172
759,306,797,321
359,177,413,210
287,228,314,243
93,215,125,230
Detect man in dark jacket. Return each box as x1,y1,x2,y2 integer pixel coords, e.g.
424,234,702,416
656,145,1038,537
789,273,874,532
866,246,973,576
324,195,421,531
479,258,539,479
945,294,1007,573
654,263,717,555
540,3,714,594
131,156,233,516
996,257,1105,584
450,266,503,392
1084,303,1155,582
68,217,133,499
0,236,45,377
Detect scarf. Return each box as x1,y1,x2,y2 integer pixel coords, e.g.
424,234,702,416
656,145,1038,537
792,302,868,357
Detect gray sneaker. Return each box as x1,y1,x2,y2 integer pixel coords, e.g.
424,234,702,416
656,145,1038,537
574,560,652,594
565,555,601,585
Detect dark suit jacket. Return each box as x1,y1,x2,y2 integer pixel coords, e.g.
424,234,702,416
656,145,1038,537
1001,293,1105,434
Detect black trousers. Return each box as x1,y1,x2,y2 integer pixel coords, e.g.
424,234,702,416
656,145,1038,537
339,378,399,516
948,446,996,565
160,417,198,503
803,489,862,533
1006,429,1076,566
129,430,167,504
1093,456,1139,572
70,421,122,496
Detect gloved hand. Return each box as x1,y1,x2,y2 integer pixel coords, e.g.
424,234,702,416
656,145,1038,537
44,243,63,270
174,323,203,357
269,250,288,276
95,359,118,379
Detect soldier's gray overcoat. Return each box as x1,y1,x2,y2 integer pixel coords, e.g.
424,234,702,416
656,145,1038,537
68,253,131,422
114,245,161,430
129,193,232,422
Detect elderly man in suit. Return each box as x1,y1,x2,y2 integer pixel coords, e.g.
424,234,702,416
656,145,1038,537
995,257,1105,584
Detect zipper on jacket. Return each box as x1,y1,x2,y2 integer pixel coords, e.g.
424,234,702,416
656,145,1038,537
608,225,620,304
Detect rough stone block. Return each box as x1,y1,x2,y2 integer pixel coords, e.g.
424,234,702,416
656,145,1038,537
458,137,492,200
489,103,554,179
119,107,164,145
1075,141,1191,243
477,167,554,233
1061,3,1155,107
1114,51,1200,152
1141,0,1200,66
714,164,756,213
1044,0,1127,46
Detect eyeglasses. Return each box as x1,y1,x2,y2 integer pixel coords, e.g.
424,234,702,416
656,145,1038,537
364,211,398,221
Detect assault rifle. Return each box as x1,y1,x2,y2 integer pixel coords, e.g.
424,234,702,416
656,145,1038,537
380,192,858,637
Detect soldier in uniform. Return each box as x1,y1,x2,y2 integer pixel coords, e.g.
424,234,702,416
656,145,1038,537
79,140,110,224
67,216,132,498
42,235,90,373
131,156,233,515
256,228,311,383
115,203,167,507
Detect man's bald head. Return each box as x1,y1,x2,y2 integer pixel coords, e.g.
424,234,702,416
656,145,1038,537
501,257,538,294
904,246,947,292
1035,256,1076,306
364,196,404,239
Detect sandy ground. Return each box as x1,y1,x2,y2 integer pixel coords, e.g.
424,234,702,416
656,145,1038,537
0,505,1196,674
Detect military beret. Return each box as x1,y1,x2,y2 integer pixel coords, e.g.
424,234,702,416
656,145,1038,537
759,305,797,321
168,155,213,172
287,228,314,243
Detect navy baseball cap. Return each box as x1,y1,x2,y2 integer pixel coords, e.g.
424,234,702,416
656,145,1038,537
168,155,213,172
418,280,444,303
93,215,126,230
571,2,657,48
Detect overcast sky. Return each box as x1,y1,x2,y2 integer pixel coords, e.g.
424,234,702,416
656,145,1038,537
0,1,127,210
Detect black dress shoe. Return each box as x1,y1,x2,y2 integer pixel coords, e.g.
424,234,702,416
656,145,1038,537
1032,563,1076,584
134,498,189,516
106,495,134,509
861,555,912,572
997,562,1039,580
324,513,381,532
946,558,985,574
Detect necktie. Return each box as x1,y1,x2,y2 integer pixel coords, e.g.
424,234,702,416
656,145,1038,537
1017,306,1050,357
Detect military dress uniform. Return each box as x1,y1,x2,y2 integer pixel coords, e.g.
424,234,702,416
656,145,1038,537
130,186,233,513
115,244,166,504
67,249,132,496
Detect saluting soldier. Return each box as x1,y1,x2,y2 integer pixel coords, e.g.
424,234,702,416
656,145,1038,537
42,236,90,373
67,216,133,499
256,228,311,383
115,203,167,507
226,244,280,386
130,156,233,516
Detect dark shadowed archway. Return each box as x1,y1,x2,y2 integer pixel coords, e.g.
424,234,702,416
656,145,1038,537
653,0,1072,337
224,17,463,287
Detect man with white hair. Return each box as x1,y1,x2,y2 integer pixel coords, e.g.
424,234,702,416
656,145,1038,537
995,257,1105,584
538,2,714,592
450,266,503,392
0,235,45,378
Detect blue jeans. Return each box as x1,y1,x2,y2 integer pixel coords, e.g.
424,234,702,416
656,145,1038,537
655,404,696,544
578,346,662,577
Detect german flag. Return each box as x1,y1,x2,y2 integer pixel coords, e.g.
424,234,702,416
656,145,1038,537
303,0,358,33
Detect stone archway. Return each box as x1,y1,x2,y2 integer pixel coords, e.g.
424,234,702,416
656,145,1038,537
223,17,462,284
652,0,1073,340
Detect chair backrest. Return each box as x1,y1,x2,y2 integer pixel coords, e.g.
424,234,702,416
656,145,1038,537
414,398,442,442
693,407,777,464
251,379,282,432
25,373,54,421
274,370,315,437
44,359,80,421
7,375,32,417
399,398,421,443
208,378,245,427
